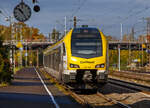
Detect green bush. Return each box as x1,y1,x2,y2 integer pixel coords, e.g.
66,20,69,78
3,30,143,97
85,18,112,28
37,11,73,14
0,59,13,83
0,54,4,73
0,36,13,84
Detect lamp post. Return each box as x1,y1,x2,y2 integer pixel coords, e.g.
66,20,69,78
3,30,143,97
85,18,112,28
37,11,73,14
118,23,123,71
5,16,15,72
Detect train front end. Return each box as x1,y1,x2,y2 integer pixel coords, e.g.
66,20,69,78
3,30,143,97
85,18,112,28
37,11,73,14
63,27,108,86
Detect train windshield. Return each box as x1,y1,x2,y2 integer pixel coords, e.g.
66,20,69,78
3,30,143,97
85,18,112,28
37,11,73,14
71,28,102,58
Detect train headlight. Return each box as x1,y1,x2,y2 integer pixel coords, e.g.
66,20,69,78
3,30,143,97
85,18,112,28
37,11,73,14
95,64,105,68
70,64,80,68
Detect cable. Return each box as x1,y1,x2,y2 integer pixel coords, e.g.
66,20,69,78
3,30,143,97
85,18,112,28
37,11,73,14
0,8,9,18
123,6,150,22
70,0,88,18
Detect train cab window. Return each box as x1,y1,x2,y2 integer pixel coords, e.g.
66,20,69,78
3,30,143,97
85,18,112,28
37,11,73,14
71,28,102,58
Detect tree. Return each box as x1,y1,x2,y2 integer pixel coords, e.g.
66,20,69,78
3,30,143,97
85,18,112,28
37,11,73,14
0,34,13,84
51,29,59,42
106,35,118,41
122,34,128,41
0,22,46,41
0,52,4,73
106,35,113,41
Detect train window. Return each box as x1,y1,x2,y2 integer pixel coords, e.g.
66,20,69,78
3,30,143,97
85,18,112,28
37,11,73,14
76,42,101,46
63,43,66,56
71,28,102,58
74,34,95,38
50,54,52,68
71,39,102,58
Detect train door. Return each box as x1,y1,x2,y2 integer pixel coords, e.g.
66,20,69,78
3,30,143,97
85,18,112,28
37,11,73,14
58,43,66,81
62,43,67,70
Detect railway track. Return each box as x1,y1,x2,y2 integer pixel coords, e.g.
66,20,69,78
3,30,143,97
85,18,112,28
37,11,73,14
106,78,150,107
61,86,132,108
40,68,132,108
72,91,132,108
108,78,150,94
40,67,150,107
109,70,150,85
97,92,132,108
119,70,150,74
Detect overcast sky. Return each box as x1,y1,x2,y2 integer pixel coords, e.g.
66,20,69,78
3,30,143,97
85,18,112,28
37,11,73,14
0,0,150,39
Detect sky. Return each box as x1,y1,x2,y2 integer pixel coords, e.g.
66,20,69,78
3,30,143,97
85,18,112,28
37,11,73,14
0,0,150,39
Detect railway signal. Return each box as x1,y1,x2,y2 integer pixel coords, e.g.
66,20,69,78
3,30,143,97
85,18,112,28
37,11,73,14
74,16,77,28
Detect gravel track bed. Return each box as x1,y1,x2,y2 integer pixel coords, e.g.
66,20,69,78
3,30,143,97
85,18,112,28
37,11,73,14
41,68,150,108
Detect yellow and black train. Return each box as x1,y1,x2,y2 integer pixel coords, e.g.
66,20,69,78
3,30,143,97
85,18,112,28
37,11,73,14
43,27,108,88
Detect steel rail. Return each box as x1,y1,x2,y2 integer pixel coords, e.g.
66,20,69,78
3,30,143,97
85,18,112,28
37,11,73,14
108,78,150,94
40,68,134,108
41,68,131,107
97,92,132,108
39,68,94,108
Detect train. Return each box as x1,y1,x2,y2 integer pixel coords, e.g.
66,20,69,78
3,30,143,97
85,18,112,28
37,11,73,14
43,27,108,89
